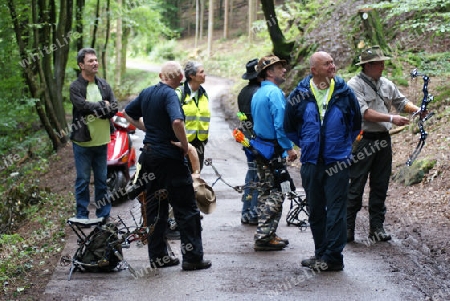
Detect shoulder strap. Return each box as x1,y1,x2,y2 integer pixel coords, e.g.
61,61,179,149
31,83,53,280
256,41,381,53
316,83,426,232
357,74,387,104
176,84,187,105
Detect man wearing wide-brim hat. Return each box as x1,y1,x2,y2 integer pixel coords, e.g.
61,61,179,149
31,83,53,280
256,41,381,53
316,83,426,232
346,45,422,243
251,55,297,251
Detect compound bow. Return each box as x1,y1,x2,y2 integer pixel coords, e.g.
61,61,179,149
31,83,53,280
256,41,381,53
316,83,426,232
405,69,435,166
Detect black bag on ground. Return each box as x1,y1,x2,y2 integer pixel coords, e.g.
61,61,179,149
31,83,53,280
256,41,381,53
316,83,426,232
75,224,123,272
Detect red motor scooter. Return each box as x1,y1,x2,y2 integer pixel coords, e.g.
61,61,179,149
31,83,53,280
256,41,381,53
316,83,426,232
107,111,137,203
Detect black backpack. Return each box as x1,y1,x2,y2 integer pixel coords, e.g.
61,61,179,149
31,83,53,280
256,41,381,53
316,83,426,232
75,224,123,272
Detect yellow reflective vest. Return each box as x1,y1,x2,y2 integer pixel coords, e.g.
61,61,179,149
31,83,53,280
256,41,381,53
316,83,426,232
176,83,211,142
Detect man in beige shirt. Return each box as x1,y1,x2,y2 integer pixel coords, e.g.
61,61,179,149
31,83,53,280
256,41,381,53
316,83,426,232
347,46,421,243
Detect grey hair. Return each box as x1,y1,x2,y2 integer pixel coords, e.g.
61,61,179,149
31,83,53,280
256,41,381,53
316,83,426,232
184,61,203,82
77,48,97,65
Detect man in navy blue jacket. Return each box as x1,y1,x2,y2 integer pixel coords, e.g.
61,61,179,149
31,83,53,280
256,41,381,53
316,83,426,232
284,51,361,271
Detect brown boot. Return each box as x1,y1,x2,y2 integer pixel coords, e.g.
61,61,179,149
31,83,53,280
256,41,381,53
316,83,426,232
273,234,289,246
254,237,286,251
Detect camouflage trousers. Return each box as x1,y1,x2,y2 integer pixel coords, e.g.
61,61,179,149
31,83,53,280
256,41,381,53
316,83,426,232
254,162,284,242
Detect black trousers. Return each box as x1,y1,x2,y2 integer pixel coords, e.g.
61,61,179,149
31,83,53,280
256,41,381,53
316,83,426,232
347,135,392,230
141,149,204,262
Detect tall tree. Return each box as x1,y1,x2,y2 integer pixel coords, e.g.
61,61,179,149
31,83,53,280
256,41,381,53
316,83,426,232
223,0,228,39
91,0,100,49
207,0,214,56
200,0,205,40
7,0,73,150
195,0,200,48
115,0,123,87
260,0,293,62
101,0,111,80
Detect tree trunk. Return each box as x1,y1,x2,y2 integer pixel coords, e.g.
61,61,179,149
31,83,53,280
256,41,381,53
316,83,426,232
207,0,214,57
115,0,123,88
101,0,111,80
121,26,130,76
260,0,294,62
229,0,234,30
91,0,100,49
75,0,85,51
195,0,199,48
357,8,390,51
7,0,71,151
223,0,228,39
200,0,205,40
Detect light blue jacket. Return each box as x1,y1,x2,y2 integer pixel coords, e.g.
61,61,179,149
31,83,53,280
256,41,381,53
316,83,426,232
251,81,293,151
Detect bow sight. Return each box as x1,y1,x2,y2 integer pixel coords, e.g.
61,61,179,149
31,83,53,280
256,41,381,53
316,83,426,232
405,69,435,166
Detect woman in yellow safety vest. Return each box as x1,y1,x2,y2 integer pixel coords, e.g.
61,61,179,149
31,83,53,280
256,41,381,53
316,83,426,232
179,61,211,171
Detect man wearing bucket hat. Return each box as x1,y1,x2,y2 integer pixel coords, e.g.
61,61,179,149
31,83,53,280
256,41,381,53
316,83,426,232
251,55,297,251
346,45,421,243
237,59,261,225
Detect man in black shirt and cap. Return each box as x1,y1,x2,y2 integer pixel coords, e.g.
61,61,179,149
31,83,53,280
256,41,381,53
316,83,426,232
237,59,261,225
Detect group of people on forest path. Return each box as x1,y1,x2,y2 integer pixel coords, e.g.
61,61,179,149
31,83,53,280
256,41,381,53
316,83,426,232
237,47,422,272
68,45,422,273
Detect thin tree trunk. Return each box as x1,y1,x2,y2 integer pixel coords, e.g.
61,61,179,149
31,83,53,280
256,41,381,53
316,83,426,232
260,0,293,62
195,0,199,48
223,0,228,39
102,0,111,80
207,0,214,56
200,0,205,40
91,0,100,49
75,0,85,51
115,0,122,87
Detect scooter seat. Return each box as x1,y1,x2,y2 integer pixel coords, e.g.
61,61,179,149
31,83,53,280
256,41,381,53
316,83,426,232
67,217,105,226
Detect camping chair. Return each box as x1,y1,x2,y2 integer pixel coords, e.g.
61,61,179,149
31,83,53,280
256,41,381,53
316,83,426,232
285,191,310,231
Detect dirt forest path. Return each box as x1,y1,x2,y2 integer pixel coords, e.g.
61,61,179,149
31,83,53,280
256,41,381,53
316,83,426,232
42,63,424,301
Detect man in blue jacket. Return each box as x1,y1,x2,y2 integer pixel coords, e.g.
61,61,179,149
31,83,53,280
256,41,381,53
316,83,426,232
284,51,361,271
251,55,298,251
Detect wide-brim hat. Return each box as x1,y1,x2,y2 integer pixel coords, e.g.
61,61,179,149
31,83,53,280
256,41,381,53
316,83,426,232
355,45,391,65
193,177,216,214
256,55,287,74
242,59,259,80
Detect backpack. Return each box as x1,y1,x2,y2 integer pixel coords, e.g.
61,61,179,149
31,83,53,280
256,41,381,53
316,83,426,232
75,224,123,272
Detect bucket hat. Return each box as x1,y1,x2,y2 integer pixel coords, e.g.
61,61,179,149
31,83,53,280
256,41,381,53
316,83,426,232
193,177,216,214
355,45,391,65
242,59,259,80
256,55,286,74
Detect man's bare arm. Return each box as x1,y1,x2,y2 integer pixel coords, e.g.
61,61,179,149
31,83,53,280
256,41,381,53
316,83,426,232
172,119,189,156
123,111,146,131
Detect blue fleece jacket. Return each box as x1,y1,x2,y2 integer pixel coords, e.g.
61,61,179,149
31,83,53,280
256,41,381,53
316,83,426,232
284,75,361,165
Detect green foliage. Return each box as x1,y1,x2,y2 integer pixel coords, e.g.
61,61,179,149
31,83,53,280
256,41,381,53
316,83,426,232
147,39,178,62
117,68,160,100
366,0,450,36
125,1,178,57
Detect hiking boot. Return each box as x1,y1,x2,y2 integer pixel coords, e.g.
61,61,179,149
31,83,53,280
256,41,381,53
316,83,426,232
241,216,258,225
150,256,180,268
254,238,286,251
274,234,289,245
182,259,212,271
301,256,317,267
368,227,392,242
308,259,344,272
347,228,355,243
